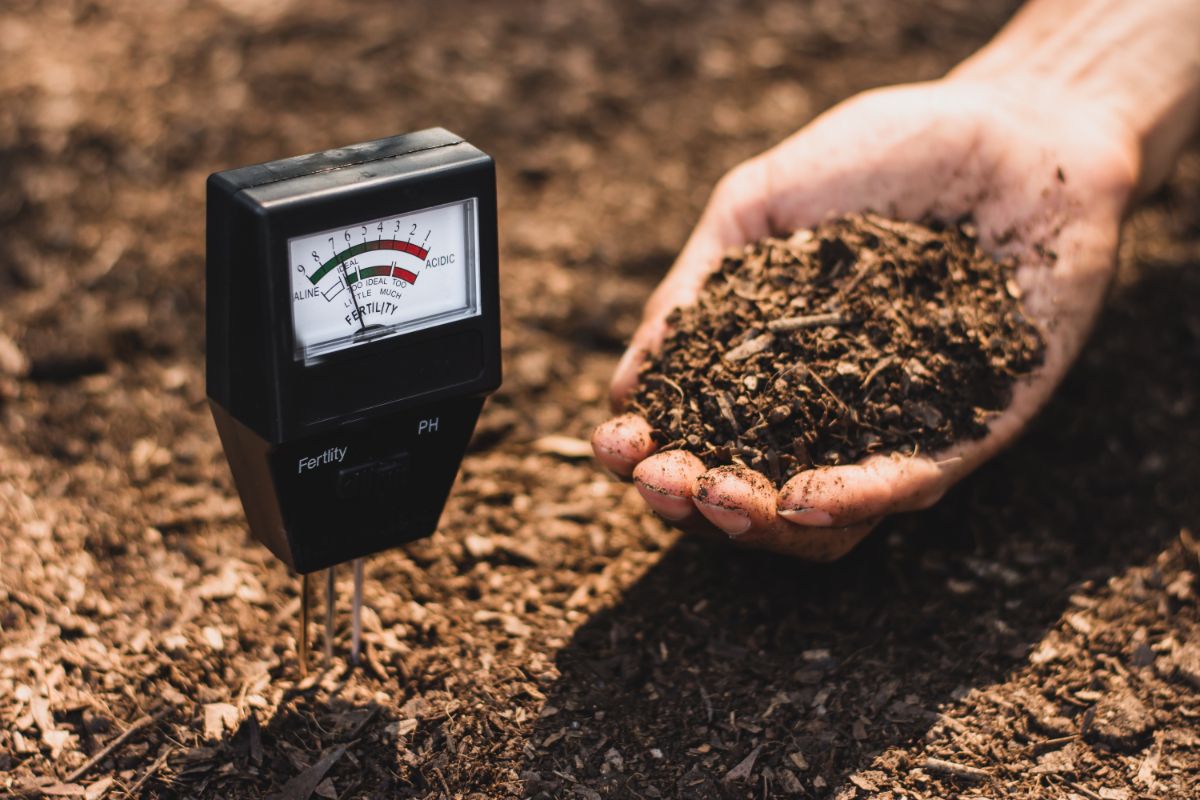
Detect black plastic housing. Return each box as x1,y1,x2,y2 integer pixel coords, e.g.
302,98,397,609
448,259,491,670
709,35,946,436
206,129,501,573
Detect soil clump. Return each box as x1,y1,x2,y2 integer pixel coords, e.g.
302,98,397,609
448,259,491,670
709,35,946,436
632,213,1045,485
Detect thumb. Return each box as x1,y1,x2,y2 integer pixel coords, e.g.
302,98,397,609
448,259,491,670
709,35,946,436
609,158,771,409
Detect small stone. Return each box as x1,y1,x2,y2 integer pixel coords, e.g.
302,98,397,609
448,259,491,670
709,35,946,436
464,534,495,559
0,333,28,377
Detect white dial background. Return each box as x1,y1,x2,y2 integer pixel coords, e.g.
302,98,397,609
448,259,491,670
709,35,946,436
288,198,479,362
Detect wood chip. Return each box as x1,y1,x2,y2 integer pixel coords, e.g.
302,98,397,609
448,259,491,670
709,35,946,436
83,776,114,800
723,333,774,362
531,435,593,459
0,332,28,377
766,312,844,332
265,744,348,800
922,757,990,781
723,744,763,782
203,702,239,740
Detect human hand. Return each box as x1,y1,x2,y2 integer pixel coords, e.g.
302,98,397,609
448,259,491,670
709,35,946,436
592,77,1138,559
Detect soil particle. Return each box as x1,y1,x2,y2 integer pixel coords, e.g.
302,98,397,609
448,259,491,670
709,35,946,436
1173,643,1200,689
632,213,1045,486
1087,691,1155,750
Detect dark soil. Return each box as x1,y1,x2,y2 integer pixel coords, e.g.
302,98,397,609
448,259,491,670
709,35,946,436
631,214,1045,485
2,1,1199,799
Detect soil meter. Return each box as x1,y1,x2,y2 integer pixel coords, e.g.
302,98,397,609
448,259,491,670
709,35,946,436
206,129,500,671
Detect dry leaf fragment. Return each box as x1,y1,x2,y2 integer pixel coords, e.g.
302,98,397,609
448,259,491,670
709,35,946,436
43,729,73,758
723,744,763,782
84,776,114,800
532,435,593,459
1135,735,1162,788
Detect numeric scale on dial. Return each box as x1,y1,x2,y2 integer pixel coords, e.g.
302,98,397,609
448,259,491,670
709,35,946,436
206,129,501,673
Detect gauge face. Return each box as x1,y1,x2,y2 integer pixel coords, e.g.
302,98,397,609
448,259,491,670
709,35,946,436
288,198,480,363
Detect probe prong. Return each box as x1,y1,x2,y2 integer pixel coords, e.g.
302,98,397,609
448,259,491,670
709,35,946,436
351,558,364,664
324,566,336,661
298,573,310,678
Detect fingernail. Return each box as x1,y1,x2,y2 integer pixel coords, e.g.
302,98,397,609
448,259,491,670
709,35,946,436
778,507,835,527
594,445,636,474
694,501,752,536
635,483,693,521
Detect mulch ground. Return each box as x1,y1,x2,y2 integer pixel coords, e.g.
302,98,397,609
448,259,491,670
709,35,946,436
1,1,1198,798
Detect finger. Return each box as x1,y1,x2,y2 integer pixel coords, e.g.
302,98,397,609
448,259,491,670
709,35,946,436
632,449,708,524
686,463,881,560
610,159,772,409
591,413,657,478
691,464,778,537
777,454,949,528
742,518,880,562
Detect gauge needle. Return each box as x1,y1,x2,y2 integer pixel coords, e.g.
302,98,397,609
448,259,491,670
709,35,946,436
339,261,367,331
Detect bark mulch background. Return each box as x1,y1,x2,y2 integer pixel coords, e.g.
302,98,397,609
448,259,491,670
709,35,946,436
1,1,1199,798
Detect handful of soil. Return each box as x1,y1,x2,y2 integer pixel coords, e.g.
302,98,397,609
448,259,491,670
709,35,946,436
630,213,1045,487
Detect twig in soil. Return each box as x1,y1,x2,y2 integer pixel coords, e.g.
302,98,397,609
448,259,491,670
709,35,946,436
699,686,714,723
922,757,990,782
824,252,879,308
805,369,851,415
715,392,740,433
860,355,897,390
1065,781,1104,800
654,375,684,401
65,713,162,783
433,767,453,797
766,312,844,333
768,361,809,388
124,746,173,798
1029,735,1077,754
724,332,774,362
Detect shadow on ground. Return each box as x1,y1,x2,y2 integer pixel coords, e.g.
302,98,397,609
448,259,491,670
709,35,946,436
523,231,1200,797
155,683,404,798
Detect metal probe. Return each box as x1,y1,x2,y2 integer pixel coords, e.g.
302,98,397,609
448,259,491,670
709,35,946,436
351,558,364,664
324,566,336,661
298,573,310,677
